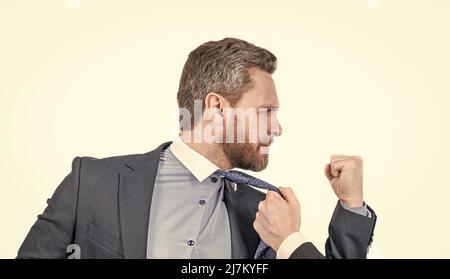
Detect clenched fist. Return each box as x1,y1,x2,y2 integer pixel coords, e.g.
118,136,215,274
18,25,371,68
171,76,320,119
325,155,364,208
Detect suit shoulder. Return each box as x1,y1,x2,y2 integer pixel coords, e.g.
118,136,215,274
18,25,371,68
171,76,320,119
70,142,172,180
73,141,172,172
68,152,139,175
68,153,143,194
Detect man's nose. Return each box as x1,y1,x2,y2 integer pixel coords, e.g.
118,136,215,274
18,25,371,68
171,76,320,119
272,120,282,137
276,123,283,137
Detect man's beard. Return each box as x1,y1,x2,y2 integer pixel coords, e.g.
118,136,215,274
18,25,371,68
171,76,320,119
222,142,269,172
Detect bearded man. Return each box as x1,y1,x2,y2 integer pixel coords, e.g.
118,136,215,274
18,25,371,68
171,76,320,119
17,38,376,259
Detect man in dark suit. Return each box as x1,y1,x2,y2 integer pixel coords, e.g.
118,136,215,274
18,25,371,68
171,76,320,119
17,37,376,259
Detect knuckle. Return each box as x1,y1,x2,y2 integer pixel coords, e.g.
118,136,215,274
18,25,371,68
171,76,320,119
267,192,276,201
253,220,259,230
258,201,264,211
353,156,362,162
350,157,361,167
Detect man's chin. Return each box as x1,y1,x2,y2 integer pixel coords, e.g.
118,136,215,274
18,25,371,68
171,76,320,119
224,143,269,171
252,165,268,172
249,154,269,172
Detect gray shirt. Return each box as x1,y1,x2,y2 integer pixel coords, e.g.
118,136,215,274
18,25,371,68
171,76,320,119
146,147,231,258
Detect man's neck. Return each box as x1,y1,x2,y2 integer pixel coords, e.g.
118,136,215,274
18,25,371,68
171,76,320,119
180,131,232,170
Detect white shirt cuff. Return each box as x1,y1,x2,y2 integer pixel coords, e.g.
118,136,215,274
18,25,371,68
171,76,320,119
276,231,309,259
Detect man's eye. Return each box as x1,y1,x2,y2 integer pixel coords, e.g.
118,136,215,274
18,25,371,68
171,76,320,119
261,108,277,113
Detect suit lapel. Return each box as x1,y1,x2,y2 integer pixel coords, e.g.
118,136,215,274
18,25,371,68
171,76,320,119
119,141,172,258
224,181,260,259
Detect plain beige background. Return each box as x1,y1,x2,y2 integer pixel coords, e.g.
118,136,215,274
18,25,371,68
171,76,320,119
1,0,449,258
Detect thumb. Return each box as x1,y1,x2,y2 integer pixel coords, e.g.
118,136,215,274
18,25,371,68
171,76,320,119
279,187,299,206
324,163,338,193
324,163,333,181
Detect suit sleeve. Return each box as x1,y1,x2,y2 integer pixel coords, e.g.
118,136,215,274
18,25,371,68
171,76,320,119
16,157,82,259
288,201,377,259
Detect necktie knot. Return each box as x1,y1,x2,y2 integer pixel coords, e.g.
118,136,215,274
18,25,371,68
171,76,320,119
214,170,280,194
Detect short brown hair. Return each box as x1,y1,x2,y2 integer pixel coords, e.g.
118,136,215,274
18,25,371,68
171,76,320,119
177,37,277,126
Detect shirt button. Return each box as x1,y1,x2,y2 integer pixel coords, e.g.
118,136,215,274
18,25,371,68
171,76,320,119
210,177,218,183
199,199,206,206
187,240,195,246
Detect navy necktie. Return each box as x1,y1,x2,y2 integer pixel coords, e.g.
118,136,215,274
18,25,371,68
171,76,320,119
214,170,280,259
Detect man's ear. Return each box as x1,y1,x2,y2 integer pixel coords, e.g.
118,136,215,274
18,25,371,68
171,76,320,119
204,92,225,118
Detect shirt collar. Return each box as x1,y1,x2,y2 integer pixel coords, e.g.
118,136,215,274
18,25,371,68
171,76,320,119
169,139,221,182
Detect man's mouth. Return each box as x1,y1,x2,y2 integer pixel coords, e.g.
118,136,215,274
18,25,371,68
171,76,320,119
259,144,270,155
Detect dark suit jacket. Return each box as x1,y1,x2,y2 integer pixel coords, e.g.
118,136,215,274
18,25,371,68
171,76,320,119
17,142,376,259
